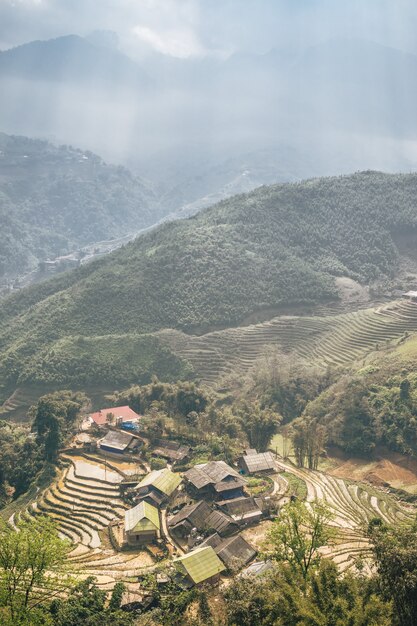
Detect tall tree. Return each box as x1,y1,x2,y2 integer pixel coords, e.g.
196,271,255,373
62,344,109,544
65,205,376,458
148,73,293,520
239,402,281,451
265,500,333,581
291,417,327,469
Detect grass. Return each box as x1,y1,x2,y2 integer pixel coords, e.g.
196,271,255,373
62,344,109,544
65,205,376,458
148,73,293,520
246,476,273,496
281,471,308,500
270,433,294,460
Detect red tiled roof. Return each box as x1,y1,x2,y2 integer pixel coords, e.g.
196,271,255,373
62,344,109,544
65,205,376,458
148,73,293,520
89,405,141,425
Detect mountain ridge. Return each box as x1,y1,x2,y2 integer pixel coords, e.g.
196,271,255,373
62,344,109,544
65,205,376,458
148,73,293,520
1,170,417,400
0,132,161,279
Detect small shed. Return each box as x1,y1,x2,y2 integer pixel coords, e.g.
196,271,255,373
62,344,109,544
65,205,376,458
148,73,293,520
239,451,276,475
98,430,140,455
173,546,225,586
124,501,160,546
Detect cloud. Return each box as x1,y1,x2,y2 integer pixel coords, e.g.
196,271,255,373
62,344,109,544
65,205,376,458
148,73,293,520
0,0,417,59
132,25,205,58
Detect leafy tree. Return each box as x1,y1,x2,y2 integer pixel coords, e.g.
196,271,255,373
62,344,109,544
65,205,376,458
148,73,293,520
0,517,72,624
49,577,133,626
224,559,392,626
291,416,327,469
238,402,281,451
265,500,334,581
368,516,417,626
30,391,88,461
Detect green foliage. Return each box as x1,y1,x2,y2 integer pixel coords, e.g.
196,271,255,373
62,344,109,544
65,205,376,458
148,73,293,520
223,560,392,626
49,577,133,626
150,457,167,470
265,500,334,581
111,379,209,419
2,171,417,394
237,402,281,451
30,391,89,462
307,368,417,457
281,472,308,500
246,476,272,496
0,422,45,503
245,353,335,422
290,416,327,469
368,517,417,626
16,334,193,387
0,133,158,279
0,390,88,505
0,516,72,624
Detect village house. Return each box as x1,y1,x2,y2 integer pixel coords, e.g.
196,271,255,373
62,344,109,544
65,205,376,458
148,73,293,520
167,500,238,539
88,405,142,428
173,546,225,587
135,468,182,507
184,461,247,501
217,495,265,526
200,532,257,572
124,501,160,546
97,430,141,456
151,439,191,466
238,450,276,475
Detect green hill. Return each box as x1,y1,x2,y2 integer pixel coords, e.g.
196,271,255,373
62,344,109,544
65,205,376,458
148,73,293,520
0,133,159,278
1,170,417,400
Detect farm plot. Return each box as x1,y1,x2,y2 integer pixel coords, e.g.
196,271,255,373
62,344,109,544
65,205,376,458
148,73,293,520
158,300,417,384
11,454,157,588
276,459,415,572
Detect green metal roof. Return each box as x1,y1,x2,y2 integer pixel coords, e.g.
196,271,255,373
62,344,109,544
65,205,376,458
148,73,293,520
125,501,160,533
174,546,225,584
137,468,182,497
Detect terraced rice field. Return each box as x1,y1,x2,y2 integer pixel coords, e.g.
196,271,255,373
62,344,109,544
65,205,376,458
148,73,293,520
276,459,416,573
11,454,155,590
159,300,417,384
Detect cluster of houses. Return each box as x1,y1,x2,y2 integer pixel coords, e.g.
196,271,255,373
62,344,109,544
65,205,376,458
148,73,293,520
85,404,280,587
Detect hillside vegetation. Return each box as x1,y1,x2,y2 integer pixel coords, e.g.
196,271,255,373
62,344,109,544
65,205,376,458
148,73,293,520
0,133,158,278
1,171,417,397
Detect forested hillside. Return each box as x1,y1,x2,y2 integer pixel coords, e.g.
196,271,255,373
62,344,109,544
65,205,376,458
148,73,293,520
1,171,417,396
0,133,158,278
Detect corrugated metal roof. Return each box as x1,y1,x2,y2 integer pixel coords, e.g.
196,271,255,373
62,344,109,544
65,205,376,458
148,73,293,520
98,430,134,451
136,468,182,496
153,440,190,461
174,546,225,584
242,452,276,473
90,405,141,425
214,535,257,570
185,461,246,491
168,501,237,536
240,560,274,578
125,501,160,533
219,496,263,516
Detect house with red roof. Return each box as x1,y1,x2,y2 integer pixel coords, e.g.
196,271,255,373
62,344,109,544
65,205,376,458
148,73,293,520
89,405,142,427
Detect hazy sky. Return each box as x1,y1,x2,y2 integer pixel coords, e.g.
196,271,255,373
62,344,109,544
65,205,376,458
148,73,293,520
1,0,417,59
